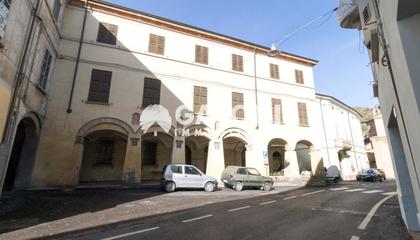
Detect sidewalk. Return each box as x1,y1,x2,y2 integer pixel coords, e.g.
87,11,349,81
0,185,300,240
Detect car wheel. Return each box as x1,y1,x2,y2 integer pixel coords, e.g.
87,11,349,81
334,177,340,183
235,181,244,191
263,182,272,191
204,182,215,192
165,181,176,192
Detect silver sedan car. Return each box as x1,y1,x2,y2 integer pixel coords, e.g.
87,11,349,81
161,164,218,192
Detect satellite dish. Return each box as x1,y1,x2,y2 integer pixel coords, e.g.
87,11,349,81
268,43,280,57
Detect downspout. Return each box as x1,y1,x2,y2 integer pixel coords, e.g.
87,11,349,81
1,0,42,143
253,48,259,130
67,0,89,113
318,97,330,166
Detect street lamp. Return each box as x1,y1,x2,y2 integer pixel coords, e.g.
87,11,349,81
268,43,280,57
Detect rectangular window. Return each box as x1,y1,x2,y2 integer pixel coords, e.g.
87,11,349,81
52,0,61,20
272,98,283,124
270,63,279,79
97,22,118,45
96,140,114,165
232,54,243,72
38,49,52,90
148,33,165,55
232,92,244,120
0,0,12,39
87,69,112,103
143,142,157,165
295,69,304,84
298,102,309,126
142,78,161,107
195,45,208,64
193,86,207,114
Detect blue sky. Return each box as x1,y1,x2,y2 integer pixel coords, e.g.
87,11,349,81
105,0,377,107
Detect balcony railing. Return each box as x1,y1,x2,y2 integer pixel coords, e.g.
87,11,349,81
337,0,362,29
0,0,11,39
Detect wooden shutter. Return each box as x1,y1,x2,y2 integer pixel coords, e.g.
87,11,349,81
232,92,244,119
142,78,161,107
298,102,308,126
295,70,304,84
195,45,208,64
97,22,118,45
143,142,157,165
148,34,165,55
270,64,279,79
88,69,112,103
193,86,207,114
272,98,283,123
232,54,243,72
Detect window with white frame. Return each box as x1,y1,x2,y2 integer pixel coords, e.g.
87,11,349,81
38,49,52,90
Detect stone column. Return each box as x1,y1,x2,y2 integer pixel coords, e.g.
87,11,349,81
69,136,85,187
171,136,185,164
206,139,224,184
285,149,300,181
122,134,142,184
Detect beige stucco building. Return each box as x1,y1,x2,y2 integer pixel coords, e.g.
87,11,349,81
0,0,64,196
338,0,420,232
1,0,369,195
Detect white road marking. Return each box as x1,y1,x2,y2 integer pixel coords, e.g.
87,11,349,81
350,235,360,240
101,227,159,240
259,200,277,205
358,193,397,230
382,191,397,196
228,206,250,212
283,196,297,200
345,188,365,192
330,187,349,191
182,214,213,223
362,190,384,194
301,190,325,196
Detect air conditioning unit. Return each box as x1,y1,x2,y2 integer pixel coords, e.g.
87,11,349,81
357,0,378,29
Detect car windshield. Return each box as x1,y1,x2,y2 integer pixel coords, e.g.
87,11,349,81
247,168,261,176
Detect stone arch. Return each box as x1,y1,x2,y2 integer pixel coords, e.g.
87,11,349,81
3,114,41,191
135,123,176,137
77,117,134,140
221,128,249,167
218,127,249,144
295,140,314,175
267,138,288,175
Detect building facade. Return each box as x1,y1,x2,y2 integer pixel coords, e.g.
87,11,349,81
338,0,420,232
316,94,369,180
0,0,65,196
1,0,368,194
364,108,395,179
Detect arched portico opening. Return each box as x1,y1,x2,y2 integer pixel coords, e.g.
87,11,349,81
223,137,247,167
79,130,128,184
268,138,287,176
141,131,173,181
296,140,313,176
185,135,210,173
2,116,39,192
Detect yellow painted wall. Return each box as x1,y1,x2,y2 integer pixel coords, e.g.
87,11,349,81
0,81,11,141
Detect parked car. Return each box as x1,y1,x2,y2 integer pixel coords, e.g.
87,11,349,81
356,168,385,182
324,166,342,183
221,166,273,191
161,164,218,192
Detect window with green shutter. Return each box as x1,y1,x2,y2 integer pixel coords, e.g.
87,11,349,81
87,69,112,103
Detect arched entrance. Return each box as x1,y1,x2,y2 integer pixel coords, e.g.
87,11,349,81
296,140,312,175
223,137,247,167
79,130,128,184
3,117,39,191
185,135,210,173
268,138,287,175
141,132,173,181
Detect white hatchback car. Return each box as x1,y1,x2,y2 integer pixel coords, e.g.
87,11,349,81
161,164,218,192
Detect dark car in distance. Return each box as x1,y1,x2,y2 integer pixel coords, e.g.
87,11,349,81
356,168,386,182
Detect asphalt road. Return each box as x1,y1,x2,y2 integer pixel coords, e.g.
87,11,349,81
47,181,410,240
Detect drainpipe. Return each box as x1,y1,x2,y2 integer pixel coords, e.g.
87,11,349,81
253,48,259,130
1,0,42,144
67,0,89,113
